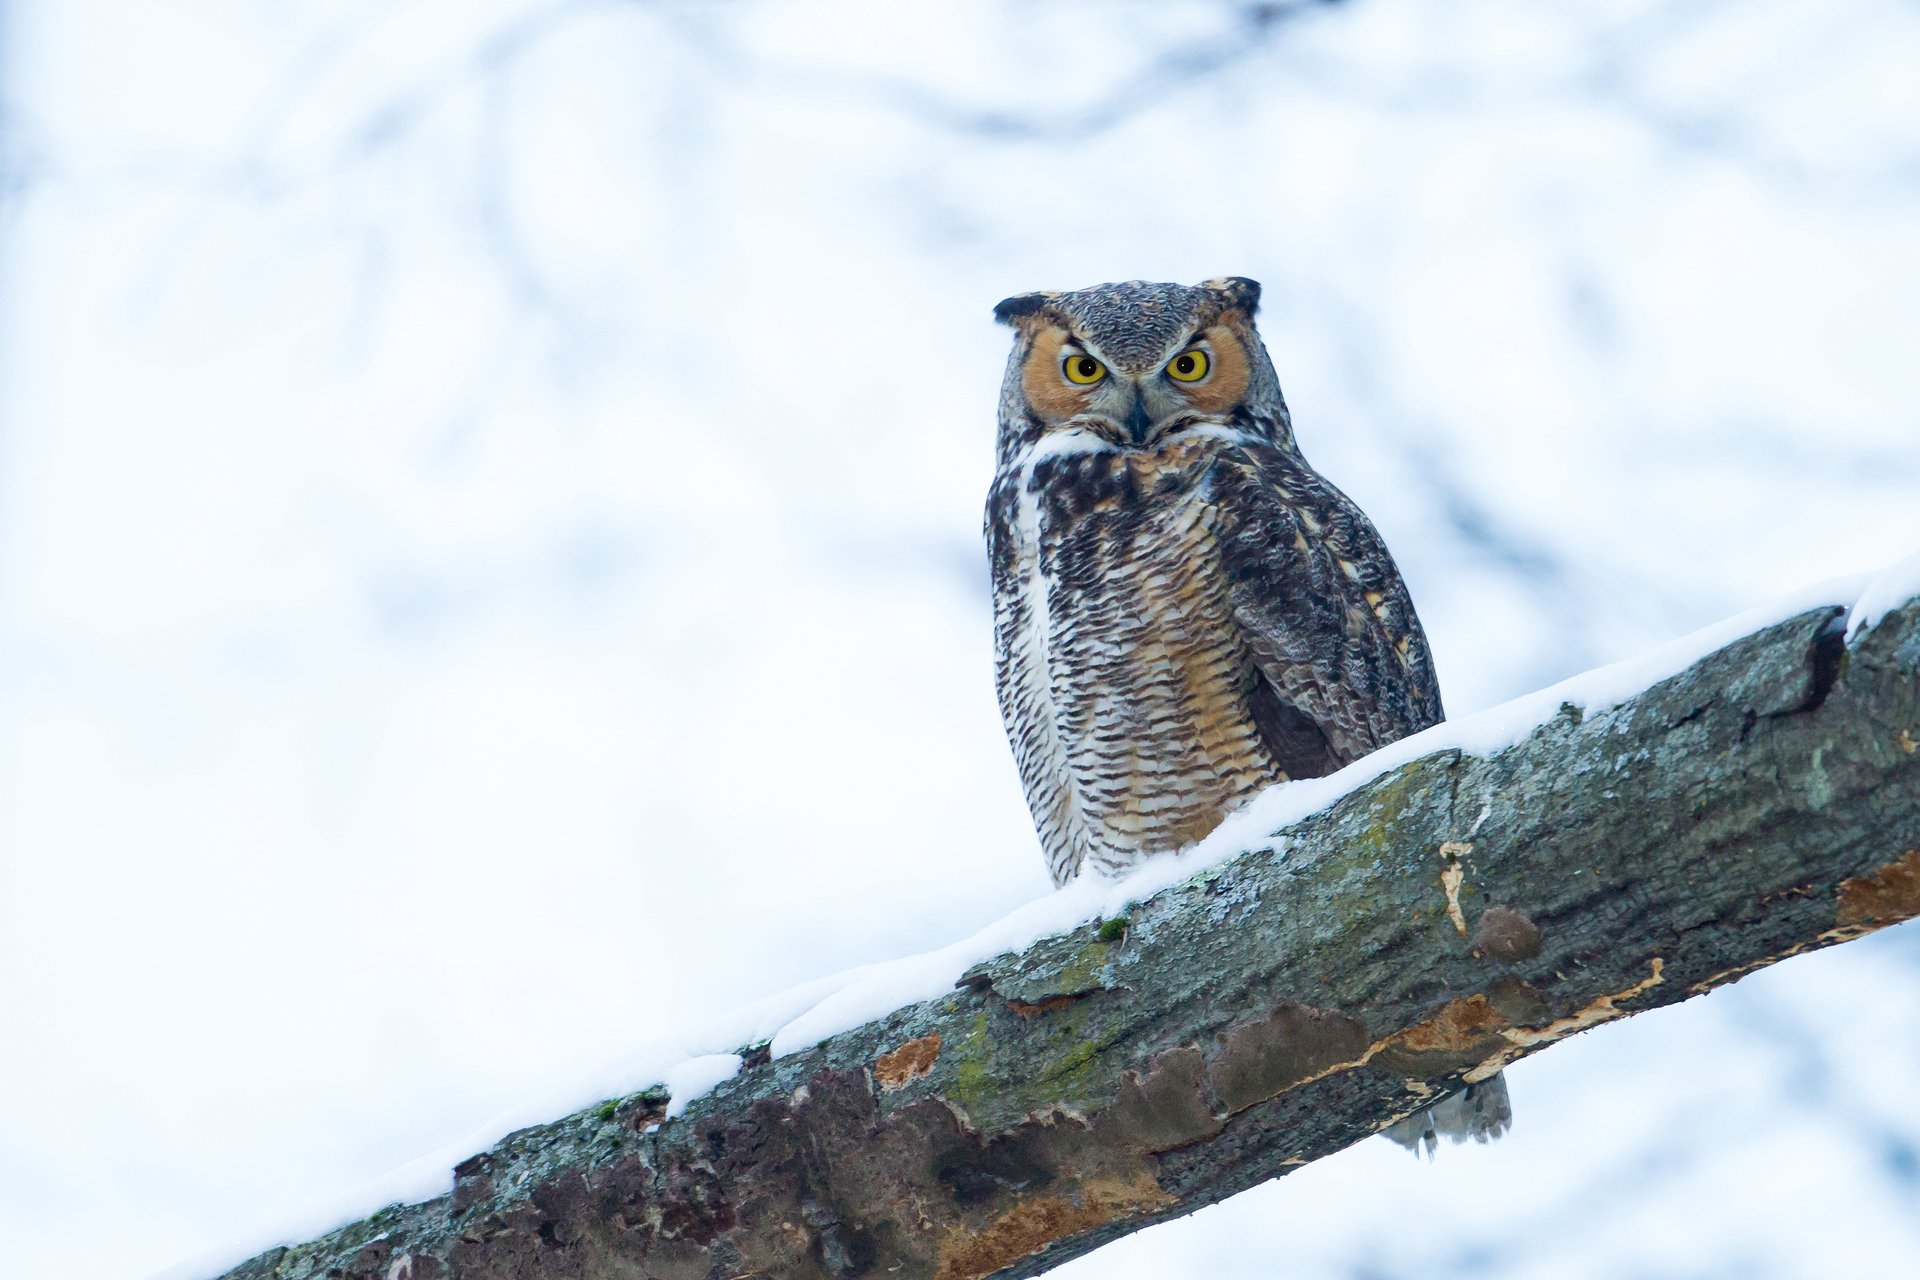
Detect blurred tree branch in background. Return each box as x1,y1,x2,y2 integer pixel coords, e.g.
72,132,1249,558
8,0,1919,660
214,593,1920,1280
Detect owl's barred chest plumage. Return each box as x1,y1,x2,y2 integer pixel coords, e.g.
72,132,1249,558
989,434,1286,886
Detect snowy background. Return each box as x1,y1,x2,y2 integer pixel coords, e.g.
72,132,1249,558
2,1,1918,1276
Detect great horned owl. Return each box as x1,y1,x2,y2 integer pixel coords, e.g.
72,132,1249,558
984,277,1508,1151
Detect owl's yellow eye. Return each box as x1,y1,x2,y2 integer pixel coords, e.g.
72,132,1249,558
1062,354,1106,385
1166,349,1210,382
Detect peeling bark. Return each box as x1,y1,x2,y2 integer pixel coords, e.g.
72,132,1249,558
214,594,1920,1280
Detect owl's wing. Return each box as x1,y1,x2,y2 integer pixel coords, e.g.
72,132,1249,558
1205,442,1444,777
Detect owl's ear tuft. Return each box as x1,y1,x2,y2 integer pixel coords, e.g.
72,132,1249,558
1204,277,1262,315
993,291,1061,326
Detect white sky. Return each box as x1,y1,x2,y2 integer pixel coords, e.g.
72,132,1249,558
2,2,1917,1277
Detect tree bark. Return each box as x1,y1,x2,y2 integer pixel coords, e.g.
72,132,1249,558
217,592,1920,1280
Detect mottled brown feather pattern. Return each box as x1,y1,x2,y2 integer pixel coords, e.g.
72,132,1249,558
988,437,1282,883
1208,445,1443,763
988,427,1439,885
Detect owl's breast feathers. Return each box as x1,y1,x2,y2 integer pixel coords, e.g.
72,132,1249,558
988,431,1441,886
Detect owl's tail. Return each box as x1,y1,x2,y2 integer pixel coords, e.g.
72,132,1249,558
1380,1071,1512,1158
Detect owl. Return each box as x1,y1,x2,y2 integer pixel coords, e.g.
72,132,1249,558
984,277,1508,1151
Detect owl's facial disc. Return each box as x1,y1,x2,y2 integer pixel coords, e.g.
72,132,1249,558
1020,324,1253,448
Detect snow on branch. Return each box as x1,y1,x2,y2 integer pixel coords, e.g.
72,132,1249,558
208,567,1920,1280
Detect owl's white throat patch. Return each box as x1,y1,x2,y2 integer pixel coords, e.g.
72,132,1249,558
1018,425,1121,469
1015,420,1255,475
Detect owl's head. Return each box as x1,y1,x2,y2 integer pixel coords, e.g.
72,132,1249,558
990,277,1293,468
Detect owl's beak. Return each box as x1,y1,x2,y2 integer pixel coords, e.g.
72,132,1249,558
1122,388,1153,446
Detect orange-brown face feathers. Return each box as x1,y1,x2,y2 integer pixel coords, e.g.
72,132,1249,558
1165,323,1251,416
1016,325,1088,422
1016,322,1253,421
991,278,1287,464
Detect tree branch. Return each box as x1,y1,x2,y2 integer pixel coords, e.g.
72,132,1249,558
214,589,1920,1280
